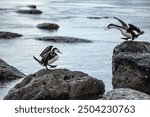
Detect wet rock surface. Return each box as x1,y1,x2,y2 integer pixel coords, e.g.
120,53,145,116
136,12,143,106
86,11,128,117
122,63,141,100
37,23,60,30
4,69,105,100
0,31,22,39
0,59,25,82
101,88,150,100
112,41,150,94
36,36,92,43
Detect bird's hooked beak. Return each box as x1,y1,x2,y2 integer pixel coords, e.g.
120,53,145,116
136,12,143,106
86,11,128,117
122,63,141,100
58,50,62,54
104,28,108,31
104,27,109,31
141,31,145,35
53,48,62,54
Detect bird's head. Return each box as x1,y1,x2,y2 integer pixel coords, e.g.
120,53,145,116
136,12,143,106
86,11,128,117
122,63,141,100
140,31,144,35
137,30,145,37
53,48,62,54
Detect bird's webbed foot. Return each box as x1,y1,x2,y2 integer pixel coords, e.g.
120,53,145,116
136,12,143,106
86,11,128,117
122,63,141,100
48,65,57,68
130,39,134,42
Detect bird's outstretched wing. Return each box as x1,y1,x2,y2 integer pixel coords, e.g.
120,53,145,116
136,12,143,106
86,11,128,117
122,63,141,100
40,45,53,58
114,17,128,28
128,24,141,33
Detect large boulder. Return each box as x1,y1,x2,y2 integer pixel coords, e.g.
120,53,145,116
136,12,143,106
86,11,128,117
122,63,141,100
112,41,150,94
37,23,60,30
0,31,22,39
101,88,150,100
0,59,25,82
4,69,105,100
36,36,92,43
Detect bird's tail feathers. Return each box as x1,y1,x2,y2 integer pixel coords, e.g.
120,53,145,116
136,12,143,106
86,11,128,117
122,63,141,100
33,56,42,64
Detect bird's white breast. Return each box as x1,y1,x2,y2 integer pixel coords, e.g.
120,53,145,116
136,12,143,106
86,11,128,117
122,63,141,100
121,29,132,38
48,55,59,65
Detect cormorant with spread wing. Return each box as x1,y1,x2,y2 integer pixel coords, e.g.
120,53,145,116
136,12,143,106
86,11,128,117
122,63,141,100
106,17,144,41
33,45,62,69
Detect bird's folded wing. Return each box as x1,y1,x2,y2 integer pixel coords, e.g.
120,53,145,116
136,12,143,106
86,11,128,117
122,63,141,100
42,52,55,62
40,45,53,57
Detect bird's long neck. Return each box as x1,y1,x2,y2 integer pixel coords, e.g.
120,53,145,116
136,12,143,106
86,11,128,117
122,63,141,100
51,48,57,55
110,24,124,32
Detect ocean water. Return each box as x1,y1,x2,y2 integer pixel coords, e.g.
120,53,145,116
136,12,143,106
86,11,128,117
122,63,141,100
0,0,150,99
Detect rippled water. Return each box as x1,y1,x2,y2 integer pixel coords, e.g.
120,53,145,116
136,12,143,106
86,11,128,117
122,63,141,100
0,0,150,99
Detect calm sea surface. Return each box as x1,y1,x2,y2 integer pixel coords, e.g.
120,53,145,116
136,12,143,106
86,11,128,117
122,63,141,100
0,0,150,99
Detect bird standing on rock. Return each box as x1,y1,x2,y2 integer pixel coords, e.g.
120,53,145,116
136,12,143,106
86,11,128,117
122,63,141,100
106,17,144,41
33,45,62,69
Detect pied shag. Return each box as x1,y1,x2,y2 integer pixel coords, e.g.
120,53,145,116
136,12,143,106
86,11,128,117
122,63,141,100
106,17,144,41
33,46,62,69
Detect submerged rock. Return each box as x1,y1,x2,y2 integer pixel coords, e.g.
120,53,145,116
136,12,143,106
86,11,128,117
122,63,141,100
0,59,25,82
112,41,150,94
4,69,105,100
36,36,92,43
0,31,22,39
101,88,150,100
37,23,60,30
87,16,109,19
16,9,42,14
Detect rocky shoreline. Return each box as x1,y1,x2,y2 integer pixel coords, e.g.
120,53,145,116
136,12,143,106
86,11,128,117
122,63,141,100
1,40,150,100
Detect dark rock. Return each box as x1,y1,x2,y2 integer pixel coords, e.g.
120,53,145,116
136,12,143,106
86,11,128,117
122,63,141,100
112,41,150,94
87,17,102,19
36,36,92,43
101,88,150,100
27,5,37,9
0,31,22,39
87,16,109,19
16,9,42,14
37,23,60,30
0,59,25,82
4,69,105,100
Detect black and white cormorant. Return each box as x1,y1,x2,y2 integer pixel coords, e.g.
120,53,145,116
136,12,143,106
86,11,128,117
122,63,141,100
106,17,144,41
33,45,62,69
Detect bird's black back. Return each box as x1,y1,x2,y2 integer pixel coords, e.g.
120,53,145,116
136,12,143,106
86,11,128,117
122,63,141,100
128,24,141,33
